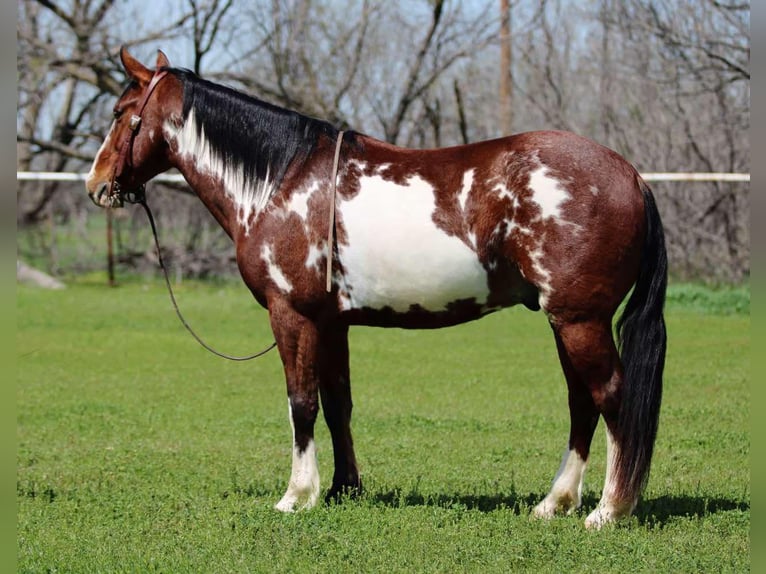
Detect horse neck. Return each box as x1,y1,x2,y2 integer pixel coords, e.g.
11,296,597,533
163,106,280,239
162,73,335,239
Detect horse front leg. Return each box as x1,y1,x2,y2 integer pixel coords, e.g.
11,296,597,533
318,324,361,503
269,299,322,512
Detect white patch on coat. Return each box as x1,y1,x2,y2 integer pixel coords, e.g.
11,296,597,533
505,218,533,239
533,448,587,518
585,427,636,529
305,241,326,273
338,173,489,312
286,180,320,222
527,164,571,221
87,121,115,183
589,185,599,196
275,401,320,512
261,245,292,293
164,109,274,234
458,169,474,211
529,248,553,309
494,183,513,201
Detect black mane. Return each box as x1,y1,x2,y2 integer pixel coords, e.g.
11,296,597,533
170,68,338,193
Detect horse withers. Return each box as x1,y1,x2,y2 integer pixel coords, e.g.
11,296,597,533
86,47,667,528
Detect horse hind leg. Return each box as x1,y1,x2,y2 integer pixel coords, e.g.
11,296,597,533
536,318,639,527
533,325,599,518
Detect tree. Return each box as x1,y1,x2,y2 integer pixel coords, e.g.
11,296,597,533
16,0,750,282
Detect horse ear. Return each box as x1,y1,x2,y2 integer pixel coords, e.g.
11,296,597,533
156,49,171,69
119,45,152,85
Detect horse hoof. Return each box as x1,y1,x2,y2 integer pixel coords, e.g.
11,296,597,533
532,492,579,519
584,498,636,529
275,487,320,512
532,497,558,519
325,482,363,505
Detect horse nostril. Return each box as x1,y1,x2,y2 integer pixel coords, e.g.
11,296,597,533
90,183,108,206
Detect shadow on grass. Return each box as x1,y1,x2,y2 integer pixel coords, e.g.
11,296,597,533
634,494,749,526
367,488,584,515
367,489,749,526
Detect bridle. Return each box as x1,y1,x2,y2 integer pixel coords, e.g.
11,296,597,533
107,69,169,207
105,68,277,361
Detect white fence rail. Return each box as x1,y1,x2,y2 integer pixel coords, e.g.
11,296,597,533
17,171,751,183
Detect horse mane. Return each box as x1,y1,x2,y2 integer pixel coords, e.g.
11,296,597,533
169,68,338,197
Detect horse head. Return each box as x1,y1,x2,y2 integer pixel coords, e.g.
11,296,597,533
86,47,178,207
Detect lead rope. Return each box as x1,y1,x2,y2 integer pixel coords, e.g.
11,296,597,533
326,131,345,292
137,198,277,361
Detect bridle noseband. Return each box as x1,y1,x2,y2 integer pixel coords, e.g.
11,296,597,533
108,69,169,207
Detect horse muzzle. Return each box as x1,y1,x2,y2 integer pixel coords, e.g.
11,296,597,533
89,180,146,208
89,182,124,208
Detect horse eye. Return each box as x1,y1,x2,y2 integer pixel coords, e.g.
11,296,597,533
113,109,123,120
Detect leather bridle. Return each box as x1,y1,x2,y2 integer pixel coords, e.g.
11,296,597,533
107,69,170,207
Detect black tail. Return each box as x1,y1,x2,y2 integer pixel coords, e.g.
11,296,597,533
614,180,667,501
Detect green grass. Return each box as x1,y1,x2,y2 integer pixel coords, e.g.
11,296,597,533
17,280,749,572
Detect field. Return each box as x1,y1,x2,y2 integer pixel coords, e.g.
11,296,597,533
17,279,749,572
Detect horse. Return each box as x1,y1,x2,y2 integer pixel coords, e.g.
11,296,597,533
86,47,667,528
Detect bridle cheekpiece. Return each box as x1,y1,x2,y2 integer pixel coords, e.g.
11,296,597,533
107,69,169,207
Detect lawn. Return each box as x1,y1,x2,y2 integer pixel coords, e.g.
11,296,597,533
17,279,749,572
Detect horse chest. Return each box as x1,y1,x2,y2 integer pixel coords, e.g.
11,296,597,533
337,173,489,313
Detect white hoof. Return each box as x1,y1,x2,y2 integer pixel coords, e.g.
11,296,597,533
584,501,633,529
532,491,579,519
274,485,319,512
585,506,611,529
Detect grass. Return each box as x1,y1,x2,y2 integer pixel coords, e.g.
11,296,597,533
17,279,749,572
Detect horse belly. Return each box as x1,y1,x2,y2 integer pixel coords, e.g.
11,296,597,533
337,174,489,314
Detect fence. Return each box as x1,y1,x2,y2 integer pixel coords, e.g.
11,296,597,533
17,171,750,284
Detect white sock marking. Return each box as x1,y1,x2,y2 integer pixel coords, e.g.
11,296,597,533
585,427,635,528
533,448,587,518
275,401,320,512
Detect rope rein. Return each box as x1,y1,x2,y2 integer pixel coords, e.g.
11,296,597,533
138,198,277,361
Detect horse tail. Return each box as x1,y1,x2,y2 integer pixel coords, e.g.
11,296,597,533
614,179,668,500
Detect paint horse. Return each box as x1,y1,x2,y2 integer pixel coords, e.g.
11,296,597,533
86,48,667,528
